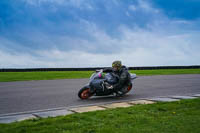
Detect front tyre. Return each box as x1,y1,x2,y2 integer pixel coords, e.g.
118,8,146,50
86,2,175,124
78,87,92,99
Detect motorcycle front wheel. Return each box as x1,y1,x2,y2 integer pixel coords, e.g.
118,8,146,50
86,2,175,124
78,87,92,99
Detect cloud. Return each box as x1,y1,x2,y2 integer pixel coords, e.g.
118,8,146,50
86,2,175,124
1,24,200,68
129,5,137,11
128,0,160,14
23,0,94,10
0,0,200,68
24,0,72,5
138,0,160,13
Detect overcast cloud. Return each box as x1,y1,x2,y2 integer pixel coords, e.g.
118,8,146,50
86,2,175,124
0,0,200,68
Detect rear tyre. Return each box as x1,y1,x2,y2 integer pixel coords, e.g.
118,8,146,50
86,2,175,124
126,83,132,93
115,83,133,97
78,87,92,99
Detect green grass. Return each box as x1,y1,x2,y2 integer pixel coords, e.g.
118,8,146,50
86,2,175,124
130,68,200,76
0,71,94,82
0,69,200,82
0,98,200,133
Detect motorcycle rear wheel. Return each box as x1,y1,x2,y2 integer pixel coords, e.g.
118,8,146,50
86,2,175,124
78,87,92,99
127,83,132,92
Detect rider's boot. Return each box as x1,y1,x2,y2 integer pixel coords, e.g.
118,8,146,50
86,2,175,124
115,90,124,97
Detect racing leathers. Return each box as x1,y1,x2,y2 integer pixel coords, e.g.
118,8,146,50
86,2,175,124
103,66,131,96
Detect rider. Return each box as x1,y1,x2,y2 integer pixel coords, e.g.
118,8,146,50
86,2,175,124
103,60,131,96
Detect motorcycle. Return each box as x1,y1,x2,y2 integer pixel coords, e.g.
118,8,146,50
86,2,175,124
78,69,137,99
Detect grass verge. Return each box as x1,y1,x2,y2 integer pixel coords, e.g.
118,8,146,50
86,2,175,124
0,69,200,82
0,98,200,133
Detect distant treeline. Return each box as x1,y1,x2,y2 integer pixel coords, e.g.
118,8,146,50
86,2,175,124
0,65,200,72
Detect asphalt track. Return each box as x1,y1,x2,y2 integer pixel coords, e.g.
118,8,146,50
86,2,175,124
0,74,200,115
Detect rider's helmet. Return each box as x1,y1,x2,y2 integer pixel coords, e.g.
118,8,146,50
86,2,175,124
112,60,122,72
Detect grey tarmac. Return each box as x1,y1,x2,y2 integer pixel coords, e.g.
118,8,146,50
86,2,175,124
0,74,200,115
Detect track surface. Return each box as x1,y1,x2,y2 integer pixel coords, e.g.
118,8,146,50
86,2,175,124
0,74,200,115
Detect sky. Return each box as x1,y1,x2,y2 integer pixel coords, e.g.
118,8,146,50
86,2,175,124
0,0,200,68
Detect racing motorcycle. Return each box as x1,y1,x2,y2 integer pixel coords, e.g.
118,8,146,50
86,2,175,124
78,69,137,99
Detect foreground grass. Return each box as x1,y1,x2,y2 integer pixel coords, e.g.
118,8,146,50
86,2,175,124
0,69,200,82
0,98,200,133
